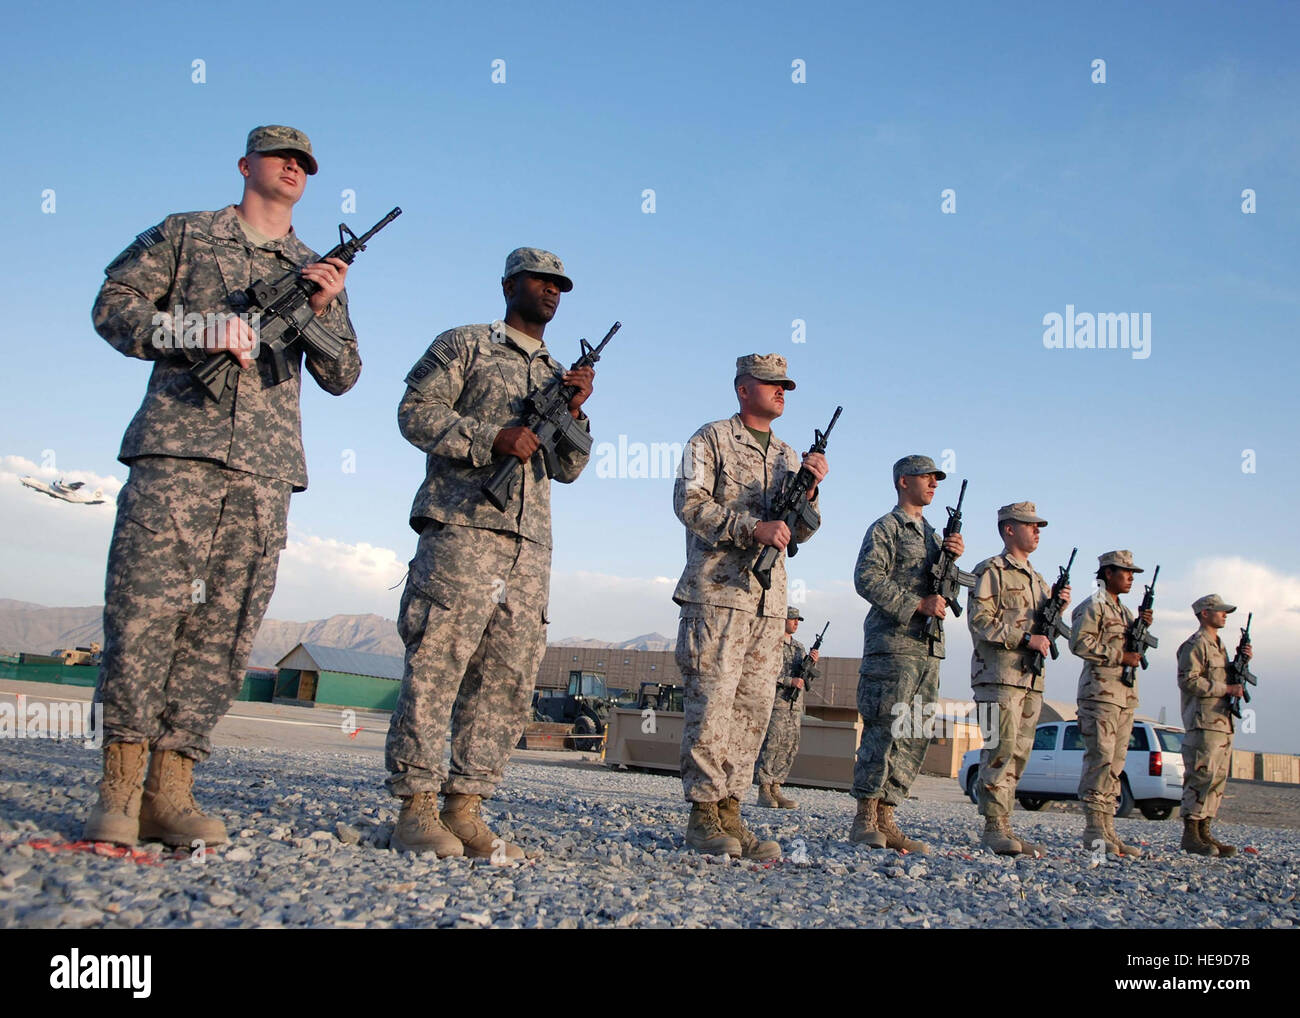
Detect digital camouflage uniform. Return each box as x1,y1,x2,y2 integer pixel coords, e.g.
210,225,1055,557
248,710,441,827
1071,588,1139,813
386,319,589,799
754,636,809,787
674,413,819,803
967,550,1055,818
92,203,360,759
852,506,945,806
1177,623,1235,821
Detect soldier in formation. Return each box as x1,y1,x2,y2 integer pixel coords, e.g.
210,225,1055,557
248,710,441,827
85,126,359,849
384,248,594,858
966,502,1069,857
1177,594,1251,857
1070,550,1151,858
849,456,965,854
754,607,819,809
672,354,827,859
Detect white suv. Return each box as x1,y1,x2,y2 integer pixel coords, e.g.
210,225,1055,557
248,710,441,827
958,719,1186,820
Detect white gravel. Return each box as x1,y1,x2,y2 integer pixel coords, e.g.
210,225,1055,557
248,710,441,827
1,737,1296,929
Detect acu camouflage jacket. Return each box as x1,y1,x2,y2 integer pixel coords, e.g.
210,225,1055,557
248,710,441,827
399,323,590,547
93,205,360,491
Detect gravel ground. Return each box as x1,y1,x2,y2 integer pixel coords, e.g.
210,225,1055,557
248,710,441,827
1,737,1296,929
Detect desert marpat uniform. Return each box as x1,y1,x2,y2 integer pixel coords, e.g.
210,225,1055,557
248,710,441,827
754,637,809,786
852,507,945,805
967,552,1054,818
1070,589,1139,813
1177,627,1235,820
92,204,360,757
385,321,590,799
674,415,819,802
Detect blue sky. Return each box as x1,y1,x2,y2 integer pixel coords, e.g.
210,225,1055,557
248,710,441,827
2,1,1297,747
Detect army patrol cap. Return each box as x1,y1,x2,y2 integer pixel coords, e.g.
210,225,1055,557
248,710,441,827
1192,593,1237,615
998,501,1048,526
892,454,946,486
787,607,805,621
1097,549,1144,573
246,125,318,175
734,353,796,390
503,248,573,292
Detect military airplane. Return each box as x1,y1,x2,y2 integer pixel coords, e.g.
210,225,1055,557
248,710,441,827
19,476,106,505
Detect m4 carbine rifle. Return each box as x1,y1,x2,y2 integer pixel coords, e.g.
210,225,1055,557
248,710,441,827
751,406,841,591
782,621,827,705
924,478,977,642
1024,547,1076,674
1120,564,1159,687
193,207,402,402
1227,612,1257,720
481,322,621,512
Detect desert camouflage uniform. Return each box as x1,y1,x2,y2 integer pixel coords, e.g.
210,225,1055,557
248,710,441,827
754,637,809,786
852,508,944,805
1177,628,1234,820
674,415,819,802
92,205,360,758
1071,590,1139,812
386,322,590,798
967,554,1053,817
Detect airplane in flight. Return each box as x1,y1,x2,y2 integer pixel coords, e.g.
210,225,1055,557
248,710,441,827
19,476,106,505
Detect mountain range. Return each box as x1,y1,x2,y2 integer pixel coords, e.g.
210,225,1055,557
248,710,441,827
0,599,673,666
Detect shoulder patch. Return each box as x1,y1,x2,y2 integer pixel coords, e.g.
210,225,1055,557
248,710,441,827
104,222,167,275
136,225,166,250
405,336,456,391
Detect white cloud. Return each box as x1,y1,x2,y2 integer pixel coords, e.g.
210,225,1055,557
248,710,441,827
270,529,408,620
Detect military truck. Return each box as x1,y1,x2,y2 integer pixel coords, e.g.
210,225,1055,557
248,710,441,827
531,670,618,751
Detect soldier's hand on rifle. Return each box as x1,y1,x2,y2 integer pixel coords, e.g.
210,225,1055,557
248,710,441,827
801,452,829,498
1121,651,1143,668
1241,644,1253,661
303,257,349,315
1140,608,1153,625
1027,634,1052,656
809,649,820,663
493,426,541,462
1226,684,1245,698
1058,585,1072,607
794,677,805,690
918,594,948,618
754,520,791,549
205,314,258,370
564,365,595,417
942,533,965,557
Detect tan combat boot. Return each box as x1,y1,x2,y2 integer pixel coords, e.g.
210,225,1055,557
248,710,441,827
1104,812,1142,858
440,793,524,860
756,783,779,808
1199,818,1235,858
1011,822,1046,858
717,795,781,861
685,801,742,857
849,798,887,848
391,791,465,857
1081,809,1119,856
771,784,799,809
1181,816,1217,856
876,802,929,854
980,814,1021,856
138,749,228,847
82,741,149,847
